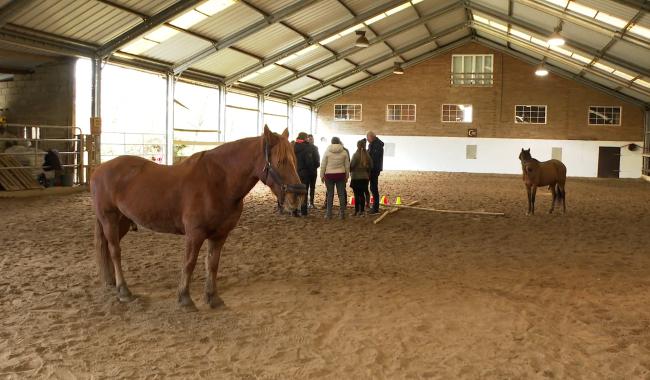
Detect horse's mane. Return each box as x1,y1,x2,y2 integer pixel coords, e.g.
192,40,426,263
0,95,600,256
270,135,297,168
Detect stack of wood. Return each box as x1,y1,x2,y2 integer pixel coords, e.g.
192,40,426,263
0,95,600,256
0,155,42,191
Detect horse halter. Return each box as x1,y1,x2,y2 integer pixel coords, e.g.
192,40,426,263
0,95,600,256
261,140,307,207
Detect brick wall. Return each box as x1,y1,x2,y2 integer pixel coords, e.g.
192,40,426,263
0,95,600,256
317,42,645,142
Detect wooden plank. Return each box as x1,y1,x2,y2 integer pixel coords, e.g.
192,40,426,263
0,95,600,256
0,156,22,191
373,200,419,224
383,203,506,216
0,155,42,190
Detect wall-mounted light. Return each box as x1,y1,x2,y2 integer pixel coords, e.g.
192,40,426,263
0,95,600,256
355,30,370,48
393,62,404,75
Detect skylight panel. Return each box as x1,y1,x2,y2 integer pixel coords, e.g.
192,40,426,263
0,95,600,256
567,1,597,18
593,62,615,73
571,53,592,64
510,28,531,41
629,24,650,39
121,38,158,54
612,70,635,81
386,3,412,16
489,20,508,32
170,10,208,29
541,0,569,7
144,26,178,43
634,78,650,88
196,0,236,16
594,12,628,29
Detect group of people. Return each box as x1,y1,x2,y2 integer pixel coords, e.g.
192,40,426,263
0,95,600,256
293,131,384,219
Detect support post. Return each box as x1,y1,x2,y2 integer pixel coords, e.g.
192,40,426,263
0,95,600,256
257,94,264,134
218,85,227,142
165,73,175,165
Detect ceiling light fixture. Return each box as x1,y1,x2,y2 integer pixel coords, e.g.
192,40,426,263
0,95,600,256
355,30,370,48
535,62,549,76
548,24,565,46
393,62,404,75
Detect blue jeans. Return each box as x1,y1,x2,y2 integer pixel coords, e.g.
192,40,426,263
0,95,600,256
325,179,347,218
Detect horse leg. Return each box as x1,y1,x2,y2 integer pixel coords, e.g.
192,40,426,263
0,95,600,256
549,185,556,214
178,233,204,310
530,185,538,215
205,236,227,309
102,213,133,302
526,185,532,215
559,183,567,214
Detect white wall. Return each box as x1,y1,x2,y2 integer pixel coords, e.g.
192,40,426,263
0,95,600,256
316,135,643,178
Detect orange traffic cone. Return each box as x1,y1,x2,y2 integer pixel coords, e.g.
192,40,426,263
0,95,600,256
349,196,355,205
370,196,375,204
381,196,389,205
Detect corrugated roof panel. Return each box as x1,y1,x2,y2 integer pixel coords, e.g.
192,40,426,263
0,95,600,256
578,0,638,21
606,40,650,71
8,0,141,45
414,0,459,15
310,60,356,80
334,71,370,87
561,22,611,50
284,0,352,37
247,0,299,15
426,7,467,34
341,0,381,15
582,71,621,90
234,24,304,58
636,13,650,29
401,41,437,60
368,6,419,35
347,43,392,65
113,0,179,15
142,33,213,64
619,88,650,103
303,85,339,100
276,76,321,94
192,48,259,77
512,2,559,32
386,25,430,47
436,28,471,45
283,45,333,71
366,59,395,75
191,3,263,41
471,0,509,14
544,57,582,75
510,43,545,61
476,30,508,47
246,66,295,87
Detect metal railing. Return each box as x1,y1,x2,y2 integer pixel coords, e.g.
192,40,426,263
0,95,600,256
450,72,494,86
0,123,83,185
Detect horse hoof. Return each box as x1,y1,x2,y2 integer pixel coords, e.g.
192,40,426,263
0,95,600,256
178,294,197,311
206,294,225,309
117,285,133,302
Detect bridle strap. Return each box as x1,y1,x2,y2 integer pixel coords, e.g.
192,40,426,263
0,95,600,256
261,139,307,207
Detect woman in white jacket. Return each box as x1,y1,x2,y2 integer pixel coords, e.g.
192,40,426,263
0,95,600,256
320,137,350,219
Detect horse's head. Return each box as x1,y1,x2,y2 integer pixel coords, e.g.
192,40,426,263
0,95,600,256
519,148,532,164
259,125,306,213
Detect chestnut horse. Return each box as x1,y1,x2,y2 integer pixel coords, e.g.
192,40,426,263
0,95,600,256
518,148,567,215
91,126,305,309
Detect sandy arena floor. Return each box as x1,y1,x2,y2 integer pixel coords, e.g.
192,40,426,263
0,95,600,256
1,172,649,379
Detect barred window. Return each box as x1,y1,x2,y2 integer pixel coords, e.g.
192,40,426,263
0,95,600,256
386,104,416,122
442,104,473,123
334,104,362,121
451,54,494,86
588,106,621,125
515,105,547,124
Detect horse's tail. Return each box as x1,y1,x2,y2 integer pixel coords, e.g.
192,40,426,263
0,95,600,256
95,218,115,286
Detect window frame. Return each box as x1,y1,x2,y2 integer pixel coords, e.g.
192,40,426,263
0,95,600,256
514,105,548,125
451,54,494,87
588,106,622,126
333,104,363,122
386,104,417,122
441,104,473,123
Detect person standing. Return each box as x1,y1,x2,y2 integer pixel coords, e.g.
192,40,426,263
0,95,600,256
366,131,384,214
294,132,319,216
320,137,350,219
350,139,373,216
306,134,319,208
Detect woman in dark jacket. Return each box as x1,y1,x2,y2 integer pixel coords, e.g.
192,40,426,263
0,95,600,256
349,139,373,216
293,132,320,216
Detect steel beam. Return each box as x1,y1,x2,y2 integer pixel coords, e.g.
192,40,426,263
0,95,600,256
607,0,650,13
172,0,319,75
261,1,463,93
97,0,204,58
225,0,433,85
510,0,650,49
313,36,472,106
294,23,467,100
473,33,649,107
470,3,650,77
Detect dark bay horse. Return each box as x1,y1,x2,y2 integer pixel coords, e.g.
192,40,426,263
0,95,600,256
518,148,567,215
91,126,305,309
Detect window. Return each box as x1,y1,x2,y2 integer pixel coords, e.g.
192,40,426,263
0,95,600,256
588,106,621,126
386,104,416,122
173,81,220,159
442,104,473,123
515,105,547,124
263,99,288,133
334,104,362,121
451,54,493,86
225,91,259,142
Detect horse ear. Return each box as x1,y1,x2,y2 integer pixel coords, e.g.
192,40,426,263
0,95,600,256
281,128,289,139
263,124,272,143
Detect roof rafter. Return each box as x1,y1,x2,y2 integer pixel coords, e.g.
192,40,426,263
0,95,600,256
314,36,472,107
172,0,319,75
224,0,413,85
262,1,463,93
295,23,468,100
97,0,204,58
